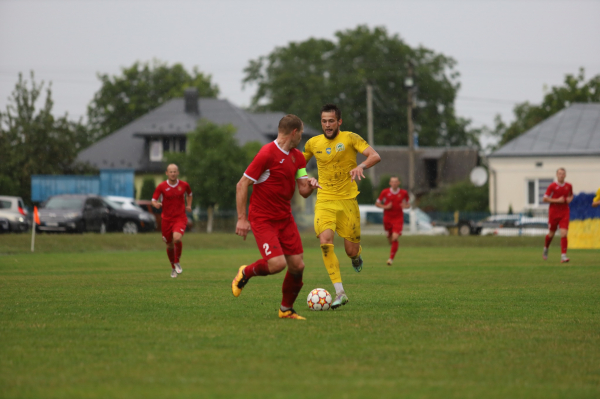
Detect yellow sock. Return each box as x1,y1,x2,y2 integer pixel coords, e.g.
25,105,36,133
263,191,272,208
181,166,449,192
349,245,362,260
320,244,342,284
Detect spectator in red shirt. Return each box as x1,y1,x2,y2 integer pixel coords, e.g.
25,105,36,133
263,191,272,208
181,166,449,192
152,164,192,278
375,176,410,266
542,168,573,263
231,114,321,320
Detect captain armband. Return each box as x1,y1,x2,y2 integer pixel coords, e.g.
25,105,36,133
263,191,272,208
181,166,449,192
296,168,308,179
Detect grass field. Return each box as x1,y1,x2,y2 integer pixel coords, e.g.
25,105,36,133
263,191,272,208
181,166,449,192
1,233,599,398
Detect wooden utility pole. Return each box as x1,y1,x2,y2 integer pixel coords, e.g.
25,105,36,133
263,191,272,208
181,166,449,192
407,65,415,195
366,84,376,183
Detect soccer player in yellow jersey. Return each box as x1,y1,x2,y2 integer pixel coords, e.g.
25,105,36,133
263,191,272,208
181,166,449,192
303,104,381,309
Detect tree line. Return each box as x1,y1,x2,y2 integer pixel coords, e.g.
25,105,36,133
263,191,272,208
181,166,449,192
1,26,599,210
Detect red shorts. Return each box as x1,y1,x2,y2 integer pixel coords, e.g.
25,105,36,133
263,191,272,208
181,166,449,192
161,217,187,243
548,213,569,231
384,217,404,236
250,215,303,260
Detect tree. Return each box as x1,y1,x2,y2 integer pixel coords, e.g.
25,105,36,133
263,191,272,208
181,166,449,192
244,25,479,147
140,177,157,200
489,68,600,148
0,72,96,203
356,177,374,204
167,120,259,233
87,60,220,141
418,180,489,212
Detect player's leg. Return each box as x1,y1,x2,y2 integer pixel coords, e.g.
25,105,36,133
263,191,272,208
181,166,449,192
388,232,401,266
337,199,362,273
544,219,558,260
277,218,306,319
315,200,345,295
162,220,177,278
232,220,285,297
559,216,569,263
172,230,184,274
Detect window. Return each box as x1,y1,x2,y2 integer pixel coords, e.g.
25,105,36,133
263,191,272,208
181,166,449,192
526,178,553,206
150,140,163,162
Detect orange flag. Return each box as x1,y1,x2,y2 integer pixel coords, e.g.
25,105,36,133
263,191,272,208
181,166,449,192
34,206,40,225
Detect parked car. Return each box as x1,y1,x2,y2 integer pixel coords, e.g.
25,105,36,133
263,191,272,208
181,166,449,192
358,205,448,235
38,195,108,233
0,195,30,232
102,198,156,233
477,214,521,236
105,196,145,211
136,199,194,232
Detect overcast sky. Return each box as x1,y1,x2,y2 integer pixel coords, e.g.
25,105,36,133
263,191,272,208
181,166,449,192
1,0,599,144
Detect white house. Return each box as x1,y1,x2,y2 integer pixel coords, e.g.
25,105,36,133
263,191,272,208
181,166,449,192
488,103,600,215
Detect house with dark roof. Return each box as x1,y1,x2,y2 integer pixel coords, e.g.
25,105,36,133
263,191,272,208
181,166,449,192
488,103,600,214
356,146,480,195
77,89,319,197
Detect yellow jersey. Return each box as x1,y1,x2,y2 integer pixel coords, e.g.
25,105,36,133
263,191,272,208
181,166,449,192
303,131,370,200
594,188,600,202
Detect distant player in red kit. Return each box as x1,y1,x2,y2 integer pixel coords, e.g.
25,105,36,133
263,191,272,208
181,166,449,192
152,164,192,278
232,114,321,320
375,176,410,266
542,168,573,263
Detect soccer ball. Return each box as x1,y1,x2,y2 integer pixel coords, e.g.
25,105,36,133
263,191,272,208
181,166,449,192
307,288,332,311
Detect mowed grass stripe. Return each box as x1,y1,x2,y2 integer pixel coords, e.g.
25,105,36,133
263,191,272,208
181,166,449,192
1,246,599,399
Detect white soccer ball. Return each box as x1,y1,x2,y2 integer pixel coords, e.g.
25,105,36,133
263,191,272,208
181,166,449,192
307,288,332,311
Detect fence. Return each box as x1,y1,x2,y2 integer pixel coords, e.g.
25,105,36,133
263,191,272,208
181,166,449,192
31,170,134,202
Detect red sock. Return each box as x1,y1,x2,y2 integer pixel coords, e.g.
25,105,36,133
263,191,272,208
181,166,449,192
244,258,270,278
561,237,568,254
281,271,304,309
166,247,175,268
390,241,399,259
174,242,182,263
544,235,553,248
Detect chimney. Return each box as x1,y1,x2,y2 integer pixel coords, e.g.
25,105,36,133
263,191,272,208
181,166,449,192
184,88,199,115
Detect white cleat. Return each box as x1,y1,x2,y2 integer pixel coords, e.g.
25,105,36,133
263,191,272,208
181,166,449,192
175,263,182,274
386,258,393,266
171,269,178,278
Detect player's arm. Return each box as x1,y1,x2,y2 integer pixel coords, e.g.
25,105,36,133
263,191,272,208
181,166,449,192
543,195,565,204
297,172,322,198
302,140,314,163
593,189,600,207
401,200,411,209
235,175,254,240
566,186,574,204
151,186,162,208
375,191,391,209
349,146,381,182
185,194,193,213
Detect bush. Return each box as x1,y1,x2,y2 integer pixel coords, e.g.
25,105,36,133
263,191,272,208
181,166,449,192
356,177,374,204
140,177,157,200
418,180,489,212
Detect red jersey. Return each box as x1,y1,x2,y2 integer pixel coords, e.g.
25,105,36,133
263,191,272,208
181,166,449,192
244,141,307,221
377,188,409,220
544,181,573,217
152,180,192,221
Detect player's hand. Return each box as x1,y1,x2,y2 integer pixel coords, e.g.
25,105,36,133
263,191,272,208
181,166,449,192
349,166,365,182
557,197,565,203
152,201,162,209
308,178,322,189
385,203,393,210
236,219,251,240
185,205,192,213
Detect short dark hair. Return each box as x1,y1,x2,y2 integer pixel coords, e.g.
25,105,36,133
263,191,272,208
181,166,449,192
320,103,341,120
278,114,303,135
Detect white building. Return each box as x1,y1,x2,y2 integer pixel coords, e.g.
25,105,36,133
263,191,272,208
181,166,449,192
488,103,600,215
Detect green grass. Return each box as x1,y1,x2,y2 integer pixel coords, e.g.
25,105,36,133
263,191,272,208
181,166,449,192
1,235,599,398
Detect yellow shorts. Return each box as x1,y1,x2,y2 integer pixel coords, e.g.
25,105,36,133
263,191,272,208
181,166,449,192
314,198,361,243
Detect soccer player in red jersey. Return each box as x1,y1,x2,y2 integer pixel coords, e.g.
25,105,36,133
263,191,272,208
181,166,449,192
232,114,321,320
375,176,410,266
542,168,573,263
152,164,192,278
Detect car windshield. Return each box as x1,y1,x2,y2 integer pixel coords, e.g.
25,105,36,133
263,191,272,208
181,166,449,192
103,199,122,210
44,197,85,210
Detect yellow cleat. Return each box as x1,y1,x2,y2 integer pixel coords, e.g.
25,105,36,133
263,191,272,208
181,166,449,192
278,308,306,320
231,265,249,297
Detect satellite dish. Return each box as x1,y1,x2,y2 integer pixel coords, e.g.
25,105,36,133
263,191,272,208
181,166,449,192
470,166,488,187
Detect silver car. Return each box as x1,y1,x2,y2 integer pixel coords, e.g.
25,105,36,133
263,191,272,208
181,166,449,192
0,195,30,232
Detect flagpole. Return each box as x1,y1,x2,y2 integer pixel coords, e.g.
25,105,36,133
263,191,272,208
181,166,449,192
31,206,39,253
